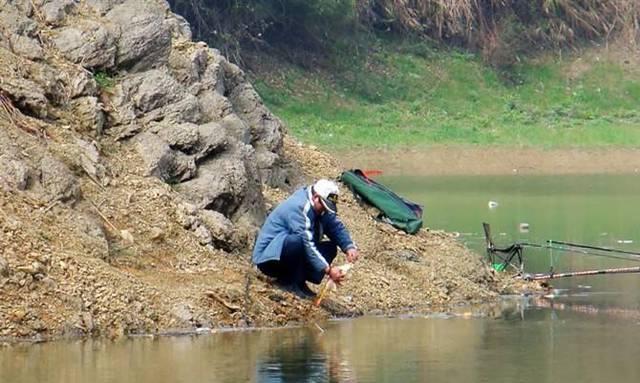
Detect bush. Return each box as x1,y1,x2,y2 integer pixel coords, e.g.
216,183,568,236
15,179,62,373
168,0,357,62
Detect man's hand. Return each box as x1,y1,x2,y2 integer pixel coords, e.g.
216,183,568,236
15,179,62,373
328,266,345,285
346,248,359,263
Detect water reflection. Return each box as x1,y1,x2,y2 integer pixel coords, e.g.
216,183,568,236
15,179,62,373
257,329,357,382
3,305,640,383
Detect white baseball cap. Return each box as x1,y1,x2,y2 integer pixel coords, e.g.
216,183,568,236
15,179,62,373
312,179,339,214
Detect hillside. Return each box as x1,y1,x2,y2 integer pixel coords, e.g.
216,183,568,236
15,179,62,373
0,0,527,342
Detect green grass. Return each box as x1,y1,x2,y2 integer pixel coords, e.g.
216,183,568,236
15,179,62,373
253,40,640,150
94,71,115,90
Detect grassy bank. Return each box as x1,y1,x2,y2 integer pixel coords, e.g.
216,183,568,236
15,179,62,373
253,40,640,150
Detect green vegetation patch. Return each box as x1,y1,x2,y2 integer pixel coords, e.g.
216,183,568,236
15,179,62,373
254,40,640,149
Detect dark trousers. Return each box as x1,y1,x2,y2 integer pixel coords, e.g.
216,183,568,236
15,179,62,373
257,234,337,286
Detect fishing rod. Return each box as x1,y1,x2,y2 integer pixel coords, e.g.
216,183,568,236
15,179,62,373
548,240,640,258
519,242,640,263
521,266,640,281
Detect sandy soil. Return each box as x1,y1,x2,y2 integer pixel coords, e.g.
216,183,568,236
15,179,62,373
336,146,640,175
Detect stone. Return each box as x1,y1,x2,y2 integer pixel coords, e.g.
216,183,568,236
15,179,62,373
117,68,182,115
135,132,197,183
106,0,171,71
227,82,284,153
10,309,27,323
0,154,32,191
219,113,251,144
194,224,212,246
0,50,49,117
67,71,98,98
199,210,235,249
0,6,38,36
41,0,77,26
41,276,57,290
149,122,200,151
81,312,95,333
177,148,265,224
149,227,164,241
175,202,198,229
0,257,10,278
39,155,80,203
9,34,43,60
197,90,233,121
171,304,193,325
74,138,105,179
76,214,109,259
52,21,117,69
69,97,105,135
141,95,202,125
194,122,228,161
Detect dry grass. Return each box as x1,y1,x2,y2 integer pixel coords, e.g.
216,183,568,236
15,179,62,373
358,0,639,64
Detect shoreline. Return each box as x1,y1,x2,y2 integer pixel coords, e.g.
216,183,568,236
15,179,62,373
335,146,640,175
0,297,530,345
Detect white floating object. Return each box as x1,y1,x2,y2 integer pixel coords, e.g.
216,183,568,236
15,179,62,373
488,201,499,208
617,240,634,244
519,223,530,233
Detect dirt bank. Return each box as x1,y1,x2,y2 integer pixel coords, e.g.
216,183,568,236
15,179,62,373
337,146,640,175
0,136,534,342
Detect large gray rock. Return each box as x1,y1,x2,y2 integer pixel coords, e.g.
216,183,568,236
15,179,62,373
66,70,99,99
0,6,38,35
219,113,251,144
119,68,182,115
135,132,197,183
112,68,202,125
168,44,210,86
40,0,77,26
9,34,44,60
141,94,202,125
193,122,228,161
4,0,35,16
106,0,171,71
197,90,233,122
149,121,227,161
198,210,235,249
0,74,49,118
227,82,284,152
177,146,265,224
52,21,117,69
73,138,106,180
39,155,81,203
75,212,109,259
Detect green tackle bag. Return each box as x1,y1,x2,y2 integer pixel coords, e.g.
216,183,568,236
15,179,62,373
340,169,423,234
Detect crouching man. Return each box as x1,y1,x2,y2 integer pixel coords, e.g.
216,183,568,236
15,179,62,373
252,179,359,298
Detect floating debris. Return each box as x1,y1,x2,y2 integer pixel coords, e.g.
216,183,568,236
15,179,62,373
617,240,634,244
519,223,530,233
488,201,499,209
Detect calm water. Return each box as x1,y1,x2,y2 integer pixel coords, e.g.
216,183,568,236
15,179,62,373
3,174,640,383
379,174,640,306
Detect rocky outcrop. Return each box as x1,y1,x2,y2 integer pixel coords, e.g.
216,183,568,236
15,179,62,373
0,0,292,250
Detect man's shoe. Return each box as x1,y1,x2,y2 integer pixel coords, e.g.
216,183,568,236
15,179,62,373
297,282,317,298
276,282,309,299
